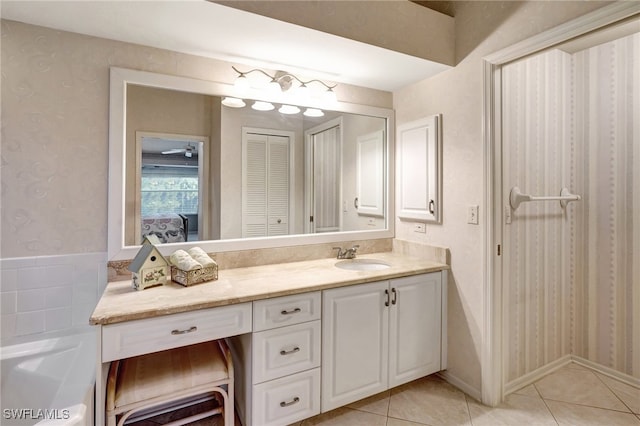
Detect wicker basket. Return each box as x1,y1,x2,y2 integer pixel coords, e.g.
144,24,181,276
171,264,218,286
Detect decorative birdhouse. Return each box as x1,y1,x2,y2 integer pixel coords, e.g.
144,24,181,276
127,235,169,290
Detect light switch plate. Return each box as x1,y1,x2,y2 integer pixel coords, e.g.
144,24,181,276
467,205,479,225
413,223,426,233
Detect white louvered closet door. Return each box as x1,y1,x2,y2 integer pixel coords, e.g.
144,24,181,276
242,132,290,238
267,136,290,236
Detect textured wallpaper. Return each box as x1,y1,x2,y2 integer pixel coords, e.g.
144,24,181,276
501,33,639,382
0,19,391,258
392,0,613,395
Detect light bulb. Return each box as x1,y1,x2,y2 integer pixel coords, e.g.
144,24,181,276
324,88,337,104
303,108,324,117
252,101,275,111
267,79,282,94
296,83,310,101
221,97,246,108
279,105,300,115
234,74,250,94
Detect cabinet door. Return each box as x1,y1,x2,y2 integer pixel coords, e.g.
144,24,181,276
388,273,442,388
397,115,442,223
322,281,389,412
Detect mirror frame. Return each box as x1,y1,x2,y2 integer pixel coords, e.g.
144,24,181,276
108,67,395,261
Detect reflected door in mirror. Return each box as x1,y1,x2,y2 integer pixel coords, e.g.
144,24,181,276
242,129,292,237
310,122,342,233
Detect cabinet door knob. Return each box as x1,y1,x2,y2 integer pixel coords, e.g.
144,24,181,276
281,307,302,315
391,288,397,305
280,397,300,407
384,289,390,307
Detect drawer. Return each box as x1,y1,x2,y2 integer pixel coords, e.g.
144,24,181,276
252,368,320,426
253,292,321,332
101,303,252,361
252,320,321,384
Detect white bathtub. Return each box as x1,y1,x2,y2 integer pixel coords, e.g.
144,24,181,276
0,330,96,426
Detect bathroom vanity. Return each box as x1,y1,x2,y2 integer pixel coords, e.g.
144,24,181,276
90,252,448,425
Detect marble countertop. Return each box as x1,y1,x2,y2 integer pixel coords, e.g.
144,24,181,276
90,252,448,325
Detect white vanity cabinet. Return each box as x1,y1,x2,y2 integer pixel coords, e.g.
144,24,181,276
230,291,322,426
321,272,446,412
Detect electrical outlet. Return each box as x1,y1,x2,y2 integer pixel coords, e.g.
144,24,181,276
467,205,479,225
413,223,426,233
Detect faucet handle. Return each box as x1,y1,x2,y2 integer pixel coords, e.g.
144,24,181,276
333,247,345,259
345,245,359,259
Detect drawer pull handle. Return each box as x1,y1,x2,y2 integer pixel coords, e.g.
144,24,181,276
280,346,301,356
281,307,302,315
171,326,197,335
280,397,300,407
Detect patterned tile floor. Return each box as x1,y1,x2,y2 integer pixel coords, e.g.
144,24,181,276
131,362,640,425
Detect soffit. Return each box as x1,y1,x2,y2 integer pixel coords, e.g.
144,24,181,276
0,0,453,92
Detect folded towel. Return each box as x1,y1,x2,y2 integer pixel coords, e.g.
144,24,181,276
187,247,217,268
170,250,202,271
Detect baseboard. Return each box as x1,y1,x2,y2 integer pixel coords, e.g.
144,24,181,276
504,355,640,396
571,356,640,389
437,370,482,402
504,355,572,395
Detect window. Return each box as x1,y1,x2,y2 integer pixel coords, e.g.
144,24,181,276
140,165,198,216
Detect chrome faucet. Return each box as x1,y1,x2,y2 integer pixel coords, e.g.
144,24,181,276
333,245,359,259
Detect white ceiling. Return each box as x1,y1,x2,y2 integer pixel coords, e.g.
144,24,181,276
0,0,451,92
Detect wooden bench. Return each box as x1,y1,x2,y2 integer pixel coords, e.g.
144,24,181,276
106,340,234,426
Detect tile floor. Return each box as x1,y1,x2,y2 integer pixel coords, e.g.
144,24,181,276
133,362,640,425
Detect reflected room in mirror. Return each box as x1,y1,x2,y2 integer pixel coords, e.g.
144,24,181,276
110,68,394,260
138,132,206,244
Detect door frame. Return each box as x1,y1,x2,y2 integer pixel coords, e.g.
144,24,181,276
135,131,209,244
481,2,640,406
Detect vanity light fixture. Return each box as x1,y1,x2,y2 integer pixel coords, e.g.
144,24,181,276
324,87,337,104
233,73,250,94
231,66,337,104
278,105,301,115
221,97,246,108
251,101,275,111
303,108,324,117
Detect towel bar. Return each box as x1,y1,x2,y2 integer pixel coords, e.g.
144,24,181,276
509,186,581,210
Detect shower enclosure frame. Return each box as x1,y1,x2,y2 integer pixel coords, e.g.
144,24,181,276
481,2,640,407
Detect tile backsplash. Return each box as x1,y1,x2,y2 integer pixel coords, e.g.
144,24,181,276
0,252,107,346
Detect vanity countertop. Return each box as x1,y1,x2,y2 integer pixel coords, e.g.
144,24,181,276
90,252,448,326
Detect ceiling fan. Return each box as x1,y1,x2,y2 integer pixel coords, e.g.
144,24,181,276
161,143,195,158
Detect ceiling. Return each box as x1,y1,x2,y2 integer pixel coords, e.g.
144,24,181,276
411,1,455,17
0,0,451,92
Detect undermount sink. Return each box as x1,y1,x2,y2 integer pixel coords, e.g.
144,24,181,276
335,259,391,271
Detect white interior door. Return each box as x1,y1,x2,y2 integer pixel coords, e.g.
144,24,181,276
304,118,342,233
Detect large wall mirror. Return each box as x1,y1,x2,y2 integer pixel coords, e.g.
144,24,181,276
109,67,394,260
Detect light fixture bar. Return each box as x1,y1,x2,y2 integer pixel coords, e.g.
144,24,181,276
231,66,337,93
